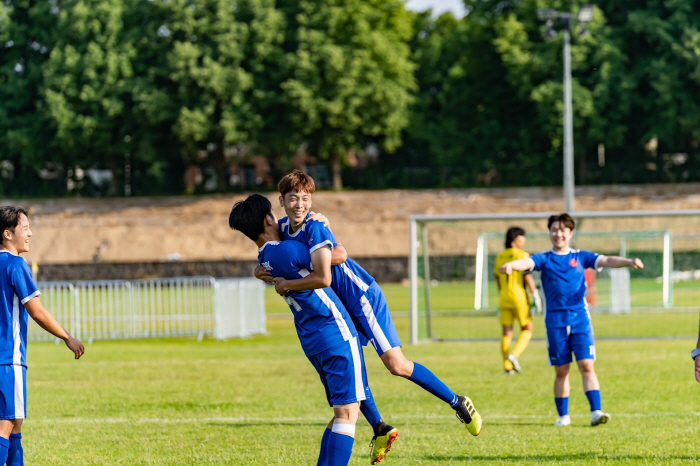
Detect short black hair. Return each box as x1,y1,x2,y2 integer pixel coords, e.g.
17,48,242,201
0,206,28,245
548,213,575,231
505,226,525,249
228,194,273,241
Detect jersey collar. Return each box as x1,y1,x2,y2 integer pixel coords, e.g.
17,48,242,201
550,248,572,255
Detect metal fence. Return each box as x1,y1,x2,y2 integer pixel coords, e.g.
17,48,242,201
30,276,265,342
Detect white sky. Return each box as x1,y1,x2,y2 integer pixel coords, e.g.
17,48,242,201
405,0,466,17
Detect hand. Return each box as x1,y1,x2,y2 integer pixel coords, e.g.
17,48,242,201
499,263,513,275
273,277,289,296
631,258,644,269
308,211,330,228
696,356,700,383
532,289,542,314
254,265,273,283
65,336,85,360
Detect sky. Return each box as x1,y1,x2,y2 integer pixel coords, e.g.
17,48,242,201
405,0,466,17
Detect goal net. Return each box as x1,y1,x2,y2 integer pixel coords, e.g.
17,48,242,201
408,210,700,344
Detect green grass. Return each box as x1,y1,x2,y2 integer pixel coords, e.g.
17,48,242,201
25,317,700,465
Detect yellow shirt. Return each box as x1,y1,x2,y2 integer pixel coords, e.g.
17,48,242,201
493,248,530,310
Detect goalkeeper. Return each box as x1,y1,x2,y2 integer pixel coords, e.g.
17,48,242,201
493,227,541,374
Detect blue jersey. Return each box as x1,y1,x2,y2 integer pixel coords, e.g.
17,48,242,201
0,252,39,368
530,249,600,328
258,240,356,357
279,216,376,310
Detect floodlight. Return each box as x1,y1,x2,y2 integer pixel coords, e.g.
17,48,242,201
578,4,593,23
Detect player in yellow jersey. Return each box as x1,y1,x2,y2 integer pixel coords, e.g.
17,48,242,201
493,227,541,374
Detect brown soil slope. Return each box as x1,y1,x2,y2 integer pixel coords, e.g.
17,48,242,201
11,183,700,264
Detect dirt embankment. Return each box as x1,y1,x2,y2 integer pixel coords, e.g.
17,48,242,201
9,183,700,264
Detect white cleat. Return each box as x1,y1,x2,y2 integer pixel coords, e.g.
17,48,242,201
507,354,521,373
554,415,571,426
590,410,610,426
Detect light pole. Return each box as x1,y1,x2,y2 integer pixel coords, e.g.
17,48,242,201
537,5,593,213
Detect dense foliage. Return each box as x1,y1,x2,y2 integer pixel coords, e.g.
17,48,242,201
1,0,699,195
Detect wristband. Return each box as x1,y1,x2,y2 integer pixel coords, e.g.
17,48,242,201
691,348,700,360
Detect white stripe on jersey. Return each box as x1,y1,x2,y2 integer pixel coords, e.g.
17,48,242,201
313,289,353,341
12,296,21,366
309,240,333,254
21,290,40,305
359,295,392,353
348,337,366,403
339,263,370,292
13,365,24,418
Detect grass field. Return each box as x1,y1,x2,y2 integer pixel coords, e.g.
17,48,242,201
25,305,700,465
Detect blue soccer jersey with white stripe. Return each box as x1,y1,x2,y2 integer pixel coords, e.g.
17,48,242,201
530,248,600,328
0,251,39,368
279,216,376,310
258,240,356,357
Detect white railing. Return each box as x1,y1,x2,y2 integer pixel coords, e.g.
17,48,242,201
29,276,265,342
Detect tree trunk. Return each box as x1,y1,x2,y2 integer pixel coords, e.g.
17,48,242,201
330,151,343,190
110,154,121,196
211,141,227,191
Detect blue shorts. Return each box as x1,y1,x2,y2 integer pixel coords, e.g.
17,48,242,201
308,336,369,407
348,282,402,356
546,320,596,366
0,365,26,420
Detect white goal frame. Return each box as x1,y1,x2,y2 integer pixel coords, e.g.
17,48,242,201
408,209,700,345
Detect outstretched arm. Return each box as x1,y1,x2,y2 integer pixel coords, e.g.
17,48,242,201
596,256,644,269
273,246,333,295
24,297,84,359
499,257,535,275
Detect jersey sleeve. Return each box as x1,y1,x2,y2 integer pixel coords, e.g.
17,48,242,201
10,258,40,304
580,250,601,269
305,221,336,254
530,252,546,271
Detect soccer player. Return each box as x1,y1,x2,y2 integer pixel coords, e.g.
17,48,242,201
493,227,541,374
258,170,482,455
229,194,367,466
0,206,85,465
499,213,643,427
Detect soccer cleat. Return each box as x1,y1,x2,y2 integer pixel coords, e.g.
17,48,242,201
369,425,399,465
454,396,482,436
507,354,521,373
590,410,610,426
554,415,571,426
504,369,515,375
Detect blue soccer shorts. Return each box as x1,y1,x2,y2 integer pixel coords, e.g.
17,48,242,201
348,282,402,356
308,336,369,407
0,365,26,420
546,320,596,366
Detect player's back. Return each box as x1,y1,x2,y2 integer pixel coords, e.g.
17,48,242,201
278,216,376,310
494,248,529,308
0,251,33,366
258,240,356,357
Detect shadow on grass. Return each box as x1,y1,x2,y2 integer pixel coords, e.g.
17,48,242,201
421,453,700,462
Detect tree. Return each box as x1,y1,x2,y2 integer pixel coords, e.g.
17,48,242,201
277,0,416,189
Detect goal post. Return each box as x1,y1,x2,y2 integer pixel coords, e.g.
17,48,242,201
409,209,700,344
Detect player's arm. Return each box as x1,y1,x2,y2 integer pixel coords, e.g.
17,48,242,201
308,211,330,229
331,243,347,265
254,265,273,283
695,309,700,383
524,273,542,313
24,297,85,359
494,273,501,292
596,256,644,269
273,246,332,295
499,257,535,275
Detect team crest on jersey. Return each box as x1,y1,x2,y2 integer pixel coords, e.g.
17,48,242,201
569,258,578,267
261,261,273,271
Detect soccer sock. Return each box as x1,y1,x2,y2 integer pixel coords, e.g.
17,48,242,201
316,428,332,466
327,431,354,466
555,397,569,417
501,335,513,370
512,329,533,358
408,362,459,407
7,432,22,466
585,390,602,412
360,390,382,431
0,436,9,464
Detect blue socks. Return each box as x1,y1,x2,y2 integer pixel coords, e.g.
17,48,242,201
7,432,23,465
359,389,382,431
327,432,354,466
0,436,9,464
408,362,459,407
585,390,602,412
555,397,569,416
316,428,331,466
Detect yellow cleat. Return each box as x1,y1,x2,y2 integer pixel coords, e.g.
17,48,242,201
369,426,399,465
455,396,482,436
